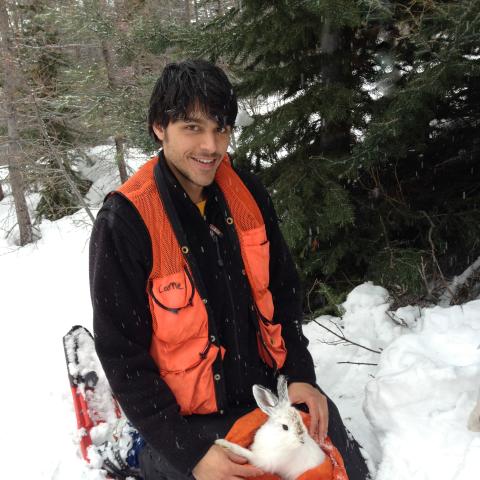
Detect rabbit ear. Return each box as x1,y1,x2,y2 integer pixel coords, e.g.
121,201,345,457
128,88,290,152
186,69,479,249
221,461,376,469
253,384,279,416
277,375,290,405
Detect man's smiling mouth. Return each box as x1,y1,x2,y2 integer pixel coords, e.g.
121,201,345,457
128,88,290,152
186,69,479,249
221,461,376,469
192,156,216,165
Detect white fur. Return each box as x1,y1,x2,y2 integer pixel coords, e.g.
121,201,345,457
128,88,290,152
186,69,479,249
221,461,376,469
215,376,326,480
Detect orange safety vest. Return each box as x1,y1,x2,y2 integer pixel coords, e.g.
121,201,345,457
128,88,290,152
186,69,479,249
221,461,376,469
117,155,287,415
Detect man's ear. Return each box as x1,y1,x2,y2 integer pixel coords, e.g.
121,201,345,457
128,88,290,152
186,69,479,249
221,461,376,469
152,123,165,142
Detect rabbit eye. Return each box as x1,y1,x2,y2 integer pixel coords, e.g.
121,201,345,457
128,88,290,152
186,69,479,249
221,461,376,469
282,424,289,431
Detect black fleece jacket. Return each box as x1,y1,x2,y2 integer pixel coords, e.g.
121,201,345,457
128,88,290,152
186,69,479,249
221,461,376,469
90,154,316,477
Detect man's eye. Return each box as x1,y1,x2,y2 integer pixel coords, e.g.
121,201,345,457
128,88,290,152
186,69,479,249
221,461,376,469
217,126,229,134
186,125,199,131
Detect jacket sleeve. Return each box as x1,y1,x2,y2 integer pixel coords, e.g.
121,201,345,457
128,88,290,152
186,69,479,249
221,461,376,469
90,194,213,476
236,171,317,386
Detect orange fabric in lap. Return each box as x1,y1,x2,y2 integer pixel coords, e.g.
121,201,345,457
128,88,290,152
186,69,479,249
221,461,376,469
224,408,349,480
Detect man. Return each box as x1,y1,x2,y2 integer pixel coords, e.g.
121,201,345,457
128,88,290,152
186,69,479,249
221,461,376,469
90,59,369,480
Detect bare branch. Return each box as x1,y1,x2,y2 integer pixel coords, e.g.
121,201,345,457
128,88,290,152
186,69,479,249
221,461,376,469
311,318,382,354
421,210,456,301
337,361,378,366
29,94,95,224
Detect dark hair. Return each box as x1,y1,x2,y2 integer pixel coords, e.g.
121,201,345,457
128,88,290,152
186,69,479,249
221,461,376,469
148,59,238,143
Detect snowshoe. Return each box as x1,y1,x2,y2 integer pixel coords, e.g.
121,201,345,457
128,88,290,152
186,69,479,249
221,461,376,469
63,325,144,479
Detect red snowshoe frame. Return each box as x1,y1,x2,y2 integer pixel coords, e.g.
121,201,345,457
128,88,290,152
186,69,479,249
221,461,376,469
63,325,142,480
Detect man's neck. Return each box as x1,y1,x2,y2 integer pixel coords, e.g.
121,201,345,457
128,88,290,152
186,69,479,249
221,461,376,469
189,187,205,204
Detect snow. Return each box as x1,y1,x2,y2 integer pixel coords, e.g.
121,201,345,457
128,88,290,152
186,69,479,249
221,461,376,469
305,283,480,480
1,150,480,479
439,255,480,306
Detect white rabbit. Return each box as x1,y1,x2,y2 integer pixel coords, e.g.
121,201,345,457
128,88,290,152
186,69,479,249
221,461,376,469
215,375,326,480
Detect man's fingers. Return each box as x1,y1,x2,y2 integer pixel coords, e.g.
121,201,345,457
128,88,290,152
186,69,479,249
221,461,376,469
224,449,264,476
307,398,320,442
225,449,248,464
193,444,259,479
319,398,329,441
314,395,328,442
306,395,328,443
287,383,330,444
232,463,265,477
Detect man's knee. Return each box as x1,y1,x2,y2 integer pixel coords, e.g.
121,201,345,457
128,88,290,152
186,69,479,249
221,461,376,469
139,444,194,480
314,386,370,479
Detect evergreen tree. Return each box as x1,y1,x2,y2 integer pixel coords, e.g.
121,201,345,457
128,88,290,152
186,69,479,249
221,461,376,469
0,0,34,244
176,0,480,308
16,1,93,221
353,0,480,304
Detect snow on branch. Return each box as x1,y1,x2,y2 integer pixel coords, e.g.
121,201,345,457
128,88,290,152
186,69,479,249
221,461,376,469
439,255,480,307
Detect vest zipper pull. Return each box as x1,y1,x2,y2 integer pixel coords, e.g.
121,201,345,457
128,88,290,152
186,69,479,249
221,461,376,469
209,224,224,267
214,235,224,267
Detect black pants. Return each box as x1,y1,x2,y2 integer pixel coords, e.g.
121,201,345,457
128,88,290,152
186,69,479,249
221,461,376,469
322,394,370,480
139,445,195,480
139,393,370,480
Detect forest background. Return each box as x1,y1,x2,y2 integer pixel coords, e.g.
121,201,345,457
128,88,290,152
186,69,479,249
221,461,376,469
1,0,479,315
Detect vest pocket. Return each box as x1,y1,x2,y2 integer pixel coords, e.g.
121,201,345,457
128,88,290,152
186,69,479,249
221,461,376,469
241,226,286,369
149,270,206,344
153,339,225,415
240,226,269,288
256,322,287,370
149,268,194,311
240,225,273,319
149,271,225,414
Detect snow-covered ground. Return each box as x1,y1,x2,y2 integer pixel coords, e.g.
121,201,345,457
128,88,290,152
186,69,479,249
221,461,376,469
306,284,480,479
1,148,479,479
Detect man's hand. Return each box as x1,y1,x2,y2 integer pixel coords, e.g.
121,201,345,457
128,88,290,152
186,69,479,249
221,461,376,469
288,382,329,444
192,444,264,480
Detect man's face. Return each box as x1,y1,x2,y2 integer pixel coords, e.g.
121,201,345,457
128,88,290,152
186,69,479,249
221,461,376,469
152,110,232,202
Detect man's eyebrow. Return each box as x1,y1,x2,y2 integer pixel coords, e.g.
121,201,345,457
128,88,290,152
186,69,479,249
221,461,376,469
183,114,231,128
183,115,204,123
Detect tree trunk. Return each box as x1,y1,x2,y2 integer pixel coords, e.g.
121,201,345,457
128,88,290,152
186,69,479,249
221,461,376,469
114,135,129,184
0,0,33,245
319,21,352,157
184,0,191,25
99,31,128,184
194,0,198,22
217,0,223,15
0,180,4,202
101,38,118,89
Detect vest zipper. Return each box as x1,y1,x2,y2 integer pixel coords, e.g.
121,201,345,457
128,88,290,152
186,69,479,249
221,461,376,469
209,183,279,376
210,228,243,380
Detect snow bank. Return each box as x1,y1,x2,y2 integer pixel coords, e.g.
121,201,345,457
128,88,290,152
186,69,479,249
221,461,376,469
364,300,480,480
342,281,402,348
304,283,480,479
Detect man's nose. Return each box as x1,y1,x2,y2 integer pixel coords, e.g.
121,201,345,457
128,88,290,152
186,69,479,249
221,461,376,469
199,131,217,154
